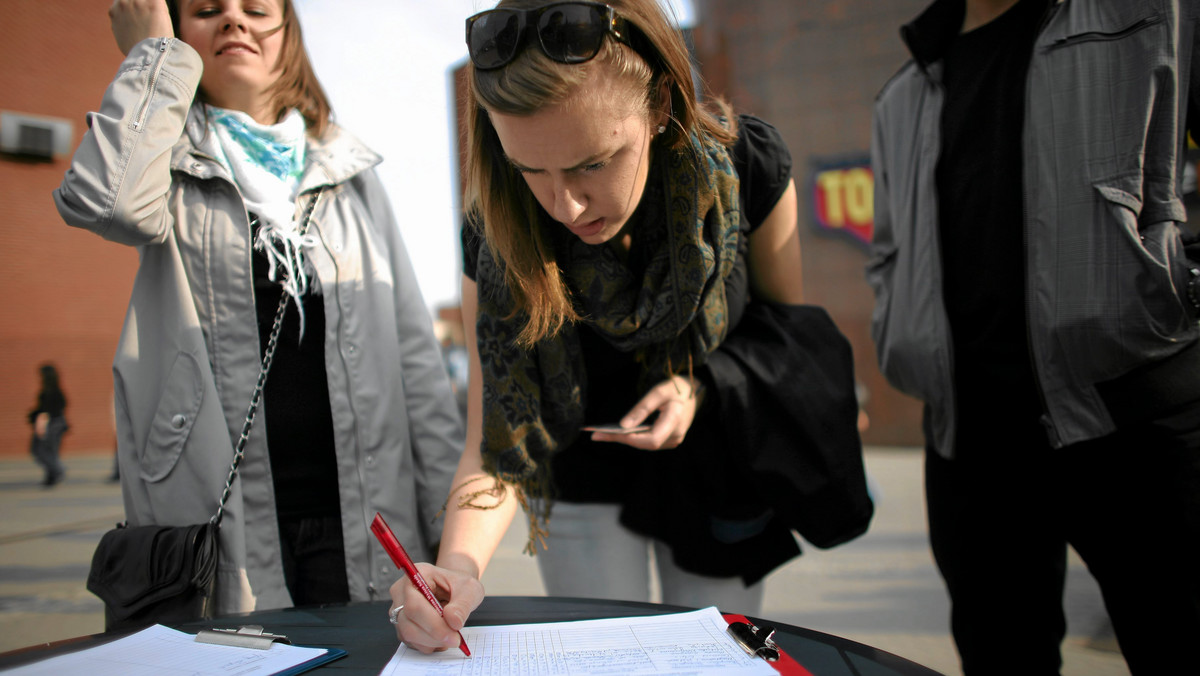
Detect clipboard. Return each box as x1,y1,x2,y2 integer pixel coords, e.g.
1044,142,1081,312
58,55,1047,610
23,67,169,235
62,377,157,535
258,648,347,676
195,625,347,675
722,613,814,676
268,649,347,676
0,624,347,676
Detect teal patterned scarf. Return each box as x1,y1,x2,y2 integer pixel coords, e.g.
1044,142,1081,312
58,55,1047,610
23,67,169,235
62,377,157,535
207,106,315,336
473,131,742,549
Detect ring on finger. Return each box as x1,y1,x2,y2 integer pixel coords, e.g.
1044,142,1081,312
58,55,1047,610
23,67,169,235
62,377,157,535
389,604,404,625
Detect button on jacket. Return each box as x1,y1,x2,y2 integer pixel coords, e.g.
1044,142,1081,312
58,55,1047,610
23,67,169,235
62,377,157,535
54,38,464,614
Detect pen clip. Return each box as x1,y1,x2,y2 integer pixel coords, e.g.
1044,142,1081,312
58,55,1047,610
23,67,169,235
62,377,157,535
195,625,291,650
727,621,780,662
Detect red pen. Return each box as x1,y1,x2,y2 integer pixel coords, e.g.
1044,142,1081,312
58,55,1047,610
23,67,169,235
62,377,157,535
370,512,471,657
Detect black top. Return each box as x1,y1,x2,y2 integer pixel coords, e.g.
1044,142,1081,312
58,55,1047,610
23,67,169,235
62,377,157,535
461,115,801,582
462,115,793,500
28,390,66,423
252,220,341,520
935,0,1045,420
561,115,792,500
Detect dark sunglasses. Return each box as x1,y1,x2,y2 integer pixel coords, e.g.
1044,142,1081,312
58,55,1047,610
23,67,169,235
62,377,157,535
466,2,629,70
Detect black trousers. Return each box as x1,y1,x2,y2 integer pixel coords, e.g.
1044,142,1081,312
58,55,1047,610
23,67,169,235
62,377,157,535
30,417,67,484
926,398,1200,675
277,515,351,607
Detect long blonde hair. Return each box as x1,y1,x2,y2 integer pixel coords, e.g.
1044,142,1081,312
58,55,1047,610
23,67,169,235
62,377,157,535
466,0,736,347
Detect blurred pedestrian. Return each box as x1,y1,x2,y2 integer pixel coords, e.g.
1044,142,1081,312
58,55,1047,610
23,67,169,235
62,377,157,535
28,363,68,487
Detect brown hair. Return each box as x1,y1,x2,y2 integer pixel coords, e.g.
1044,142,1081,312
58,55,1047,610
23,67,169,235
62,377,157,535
170,0,332,137
467,0,736,347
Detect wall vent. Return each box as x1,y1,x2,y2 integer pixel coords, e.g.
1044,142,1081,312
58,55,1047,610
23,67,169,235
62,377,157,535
0,111,73,161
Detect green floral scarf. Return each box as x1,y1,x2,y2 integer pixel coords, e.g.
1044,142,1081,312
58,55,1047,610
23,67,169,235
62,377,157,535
473,132,742,550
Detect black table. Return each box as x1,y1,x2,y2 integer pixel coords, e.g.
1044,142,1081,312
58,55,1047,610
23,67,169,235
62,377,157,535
0,596,944,675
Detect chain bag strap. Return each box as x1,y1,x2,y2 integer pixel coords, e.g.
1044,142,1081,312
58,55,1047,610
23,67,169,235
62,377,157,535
212,187,324,527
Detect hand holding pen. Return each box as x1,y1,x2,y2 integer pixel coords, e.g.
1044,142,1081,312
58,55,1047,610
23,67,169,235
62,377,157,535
372,513,478,656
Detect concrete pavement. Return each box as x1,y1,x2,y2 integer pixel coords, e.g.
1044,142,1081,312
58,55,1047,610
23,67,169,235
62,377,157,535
0,448,1130,675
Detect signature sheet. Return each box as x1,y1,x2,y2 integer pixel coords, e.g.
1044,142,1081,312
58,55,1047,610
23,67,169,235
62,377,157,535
380,606,777,675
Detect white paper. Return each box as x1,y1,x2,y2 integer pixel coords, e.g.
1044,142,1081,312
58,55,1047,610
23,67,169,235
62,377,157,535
1,624,330,676
379,606,777,676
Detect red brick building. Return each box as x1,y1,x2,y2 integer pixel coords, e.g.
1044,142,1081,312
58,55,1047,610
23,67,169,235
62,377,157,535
1,3,137,457
691,0,927,445
0,0,931,457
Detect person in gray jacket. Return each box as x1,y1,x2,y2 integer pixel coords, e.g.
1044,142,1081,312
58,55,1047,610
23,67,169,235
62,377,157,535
868,0,1200,673
54,0,464,616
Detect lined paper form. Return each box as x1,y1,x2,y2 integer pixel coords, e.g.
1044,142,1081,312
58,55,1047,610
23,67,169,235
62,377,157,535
1,624,334,676
380,606,777,675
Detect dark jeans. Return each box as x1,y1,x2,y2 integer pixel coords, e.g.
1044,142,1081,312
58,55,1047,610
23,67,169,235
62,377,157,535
30,417,67,485
926,398,1200,676
277,515,350,607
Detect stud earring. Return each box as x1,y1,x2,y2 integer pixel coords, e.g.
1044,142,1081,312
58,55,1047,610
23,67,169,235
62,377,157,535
657,124,667,135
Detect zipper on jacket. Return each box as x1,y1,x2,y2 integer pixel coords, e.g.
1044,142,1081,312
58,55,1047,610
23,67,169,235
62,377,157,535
1022,3,1062,448
131,38,170,132
923,71,959,458
1046,15,1162,50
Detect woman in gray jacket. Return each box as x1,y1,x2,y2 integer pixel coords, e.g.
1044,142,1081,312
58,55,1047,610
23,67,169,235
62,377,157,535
54,0,463,616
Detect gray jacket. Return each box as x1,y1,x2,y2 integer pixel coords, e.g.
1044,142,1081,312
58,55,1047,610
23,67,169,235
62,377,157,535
868,0,1200,457
54,38,464,613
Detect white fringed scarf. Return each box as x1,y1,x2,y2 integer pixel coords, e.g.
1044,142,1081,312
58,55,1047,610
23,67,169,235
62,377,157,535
207,105,315,336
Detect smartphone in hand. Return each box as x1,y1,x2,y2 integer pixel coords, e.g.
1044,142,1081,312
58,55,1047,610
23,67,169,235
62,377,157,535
581,423,652,434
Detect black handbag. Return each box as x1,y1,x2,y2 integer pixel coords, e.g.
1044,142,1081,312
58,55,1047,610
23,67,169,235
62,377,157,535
88,522,218,630
86,192,323,632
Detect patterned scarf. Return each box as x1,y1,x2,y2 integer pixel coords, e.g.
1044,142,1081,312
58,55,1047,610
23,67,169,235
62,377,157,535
473,132,742,548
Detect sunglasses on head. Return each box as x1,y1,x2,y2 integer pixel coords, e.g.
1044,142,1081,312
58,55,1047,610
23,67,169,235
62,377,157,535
466,2,630,70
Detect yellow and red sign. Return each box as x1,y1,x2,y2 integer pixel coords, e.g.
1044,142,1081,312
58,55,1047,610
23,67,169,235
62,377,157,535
809,157,874,249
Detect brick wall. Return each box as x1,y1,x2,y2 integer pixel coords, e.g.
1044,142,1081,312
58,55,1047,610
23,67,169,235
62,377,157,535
0,2,136,456
0,0,935,455
692,0,929,446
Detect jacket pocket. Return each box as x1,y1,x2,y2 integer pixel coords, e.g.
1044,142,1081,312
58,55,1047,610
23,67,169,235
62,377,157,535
1046,7,1163,50
1094,180,1193,335
140,352,205,482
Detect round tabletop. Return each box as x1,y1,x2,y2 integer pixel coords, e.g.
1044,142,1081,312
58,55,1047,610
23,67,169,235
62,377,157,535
0,596,944,675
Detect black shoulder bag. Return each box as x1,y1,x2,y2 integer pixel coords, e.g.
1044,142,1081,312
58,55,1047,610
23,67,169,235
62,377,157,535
86,191,322,632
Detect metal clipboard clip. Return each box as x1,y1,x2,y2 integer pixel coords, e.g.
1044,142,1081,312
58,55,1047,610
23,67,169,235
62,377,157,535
727,620,780,662
195,625,292,650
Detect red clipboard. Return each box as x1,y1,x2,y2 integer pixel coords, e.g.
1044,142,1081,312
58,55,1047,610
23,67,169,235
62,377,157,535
722,613,814,676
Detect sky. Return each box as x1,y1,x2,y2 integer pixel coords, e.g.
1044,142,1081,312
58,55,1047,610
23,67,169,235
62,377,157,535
292,0,695,315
